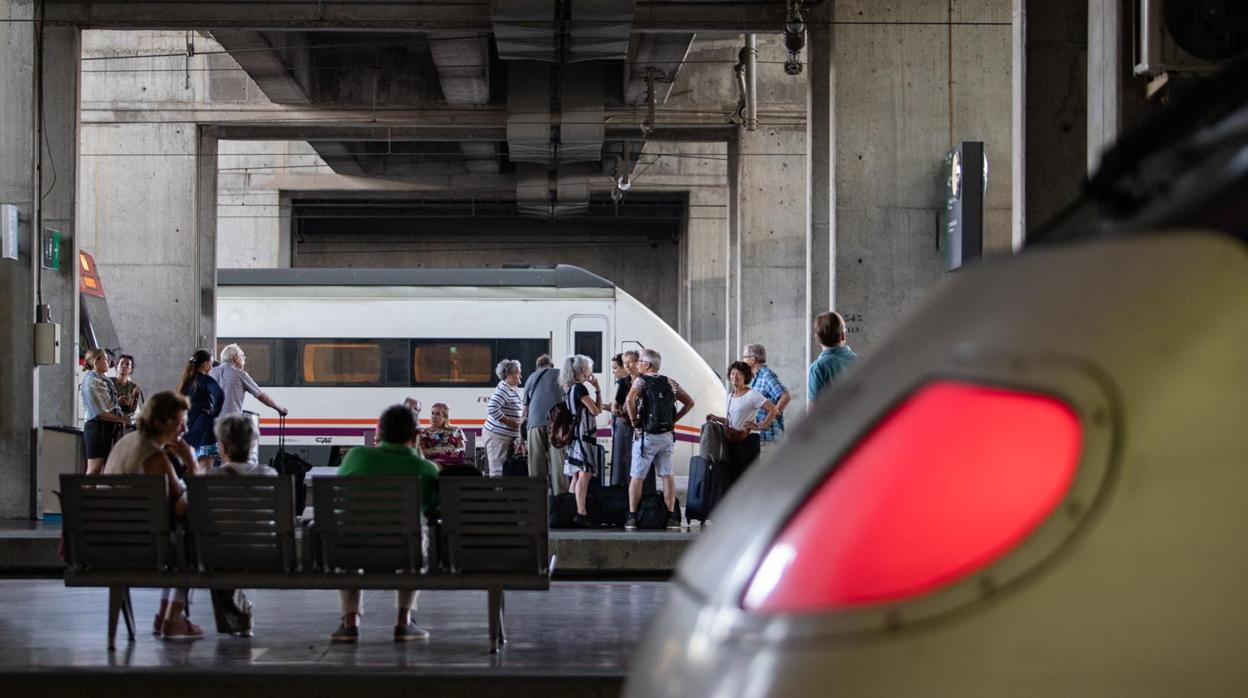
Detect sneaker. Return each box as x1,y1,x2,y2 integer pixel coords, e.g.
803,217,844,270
572,513,596,528
624,513,638,531
394,623,431,642
160,615,204,641
667,510,683,530
330,623,359,643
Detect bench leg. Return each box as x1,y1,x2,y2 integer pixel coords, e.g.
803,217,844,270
120,588,136,641
106,586,137,650
487,589,503,653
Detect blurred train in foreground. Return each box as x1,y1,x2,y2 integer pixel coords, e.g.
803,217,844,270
624,59,1248,697
216,265,724,482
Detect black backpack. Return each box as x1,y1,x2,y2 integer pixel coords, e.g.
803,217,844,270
638,375,677,434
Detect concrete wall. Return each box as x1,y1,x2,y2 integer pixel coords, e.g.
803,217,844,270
833,0,1015,358
79,32,333,392
295,226,682,328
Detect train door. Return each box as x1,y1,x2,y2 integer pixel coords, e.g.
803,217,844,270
567,314,611,384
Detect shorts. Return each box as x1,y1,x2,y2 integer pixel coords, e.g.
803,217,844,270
195,443,220,460
83,419,118,460
630,431,675,479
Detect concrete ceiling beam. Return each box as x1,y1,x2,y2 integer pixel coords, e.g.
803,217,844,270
210,30,310,105
428,32,491,104
46,0,787,32
307,141,367,176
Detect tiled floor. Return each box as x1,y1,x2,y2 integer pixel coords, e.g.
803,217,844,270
0,579,662,675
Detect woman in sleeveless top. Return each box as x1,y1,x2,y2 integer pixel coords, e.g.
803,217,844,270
103,390,204,640
560,354,603,527
705,361,779,501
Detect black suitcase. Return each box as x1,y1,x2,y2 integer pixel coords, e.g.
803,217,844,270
685,455,716,525
549,492,578,528
637,493,681,529
503,453,529,477
268,415,311,519
593,484,630,527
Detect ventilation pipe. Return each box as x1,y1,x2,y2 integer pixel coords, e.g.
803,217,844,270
738,34,759,131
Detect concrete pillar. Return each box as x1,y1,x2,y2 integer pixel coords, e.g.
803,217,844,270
737,124,808,408
36,25,82,431
196,128,218,349
725,136,741,371
0,6,78,518
1087,0,1121,175
1018,0,1087,239
0,0,37,518
805,19,833,364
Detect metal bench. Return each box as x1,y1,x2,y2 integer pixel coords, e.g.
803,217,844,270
60,474,554,652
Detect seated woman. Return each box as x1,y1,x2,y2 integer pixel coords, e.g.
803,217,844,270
103,390,202,640
418,402,468,468
206,414,275,637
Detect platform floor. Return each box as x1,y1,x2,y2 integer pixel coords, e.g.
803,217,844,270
0,578,664,697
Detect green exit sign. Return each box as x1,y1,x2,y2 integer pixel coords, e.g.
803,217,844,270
42,228,60,270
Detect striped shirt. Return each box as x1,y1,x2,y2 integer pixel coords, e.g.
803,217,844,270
209,363,263,416
484,381,523,439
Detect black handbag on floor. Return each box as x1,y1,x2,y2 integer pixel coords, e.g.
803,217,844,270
268,415,312,517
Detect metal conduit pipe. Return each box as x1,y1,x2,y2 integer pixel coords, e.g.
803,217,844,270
744,33,759,131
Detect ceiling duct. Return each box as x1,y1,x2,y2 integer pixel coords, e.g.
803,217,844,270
569,0,634,61
559,64,605,163
493,0,558,61
507,64,553,164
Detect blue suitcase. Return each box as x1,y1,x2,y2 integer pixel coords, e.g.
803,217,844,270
685,455,716,525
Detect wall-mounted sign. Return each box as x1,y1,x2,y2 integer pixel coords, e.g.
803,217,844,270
42,228,61,270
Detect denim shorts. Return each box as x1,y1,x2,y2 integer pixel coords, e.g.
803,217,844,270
630,431,675,479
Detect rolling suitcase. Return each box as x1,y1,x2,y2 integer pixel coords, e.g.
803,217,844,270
685,455,716,526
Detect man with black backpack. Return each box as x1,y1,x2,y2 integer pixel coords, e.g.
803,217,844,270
624,348,695,531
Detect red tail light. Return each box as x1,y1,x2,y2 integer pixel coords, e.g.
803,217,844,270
742,381,1082,614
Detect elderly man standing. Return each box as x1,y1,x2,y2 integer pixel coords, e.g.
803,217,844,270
741,344,791,448
521,354,567,494
211,344,288,418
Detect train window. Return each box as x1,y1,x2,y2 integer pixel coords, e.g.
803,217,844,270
574,331,603,369
497,338,551,377
301,341,382,384
215,339,274,384
413,341,493,385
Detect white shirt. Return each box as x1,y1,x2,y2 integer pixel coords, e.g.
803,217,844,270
725,389,767,431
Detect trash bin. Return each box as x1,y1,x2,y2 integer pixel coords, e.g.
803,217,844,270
41,426,85,515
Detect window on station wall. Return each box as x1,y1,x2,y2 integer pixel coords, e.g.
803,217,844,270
300,341,383,385
412,341,493,386
574,331,603,371
215,339,275,384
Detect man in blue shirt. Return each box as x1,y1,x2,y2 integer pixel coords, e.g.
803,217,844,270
807,311,861,404
742,343,791,445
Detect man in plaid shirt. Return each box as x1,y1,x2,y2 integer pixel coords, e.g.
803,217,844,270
741,344,791,445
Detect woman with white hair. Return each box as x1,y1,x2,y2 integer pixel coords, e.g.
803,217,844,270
482,358,524,477
561,354,603,527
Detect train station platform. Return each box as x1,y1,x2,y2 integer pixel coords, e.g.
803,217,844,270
0,520,697,577
0,578,661,697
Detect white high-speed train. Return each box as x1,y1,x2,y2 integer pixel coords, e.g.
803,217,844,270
216,265,725,481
